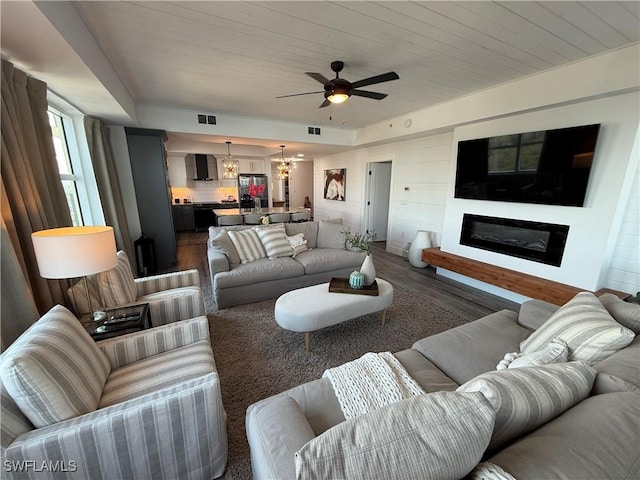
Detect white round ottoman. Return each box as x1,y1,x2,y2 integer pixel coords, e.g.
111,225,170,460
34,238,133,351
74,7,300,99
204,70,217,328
275,278,394,351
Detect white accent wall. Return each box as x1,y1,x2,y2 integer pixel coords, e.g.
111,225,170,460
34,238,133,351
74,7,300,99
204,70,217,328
442,91,639,293
604,137,640,294
314,133,454,256
315,91,640,297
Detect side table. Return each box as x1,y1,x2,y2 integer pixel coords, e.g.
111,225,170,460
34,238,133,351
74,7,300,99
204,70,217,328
81,303,151,341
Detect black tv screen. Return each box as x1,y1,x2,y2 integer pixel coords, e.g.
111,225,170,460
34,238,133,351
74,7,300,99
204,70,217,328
454,124,600,207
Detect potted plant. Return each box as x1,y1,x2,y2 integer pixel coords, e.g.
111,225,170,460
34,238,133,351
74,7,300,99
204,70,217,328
343,230,377,286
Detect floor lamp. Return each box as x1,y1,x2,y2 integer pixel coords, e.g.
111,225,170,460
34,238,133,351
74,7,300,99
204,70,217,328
31,226,118,317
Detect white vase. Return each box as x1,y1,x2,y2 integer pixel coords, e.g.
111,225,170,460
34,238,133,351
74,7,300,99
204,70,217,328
254,197,262,213
360,254,376,286
408,230,432,268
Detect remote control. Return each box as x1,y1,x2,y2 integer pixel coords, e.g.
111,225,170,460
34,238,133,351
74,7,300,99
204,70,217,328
105,314,140,325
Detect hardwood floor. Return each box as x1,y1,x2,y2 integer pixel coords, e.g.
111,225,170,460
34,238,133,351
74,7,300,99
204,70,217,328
171,233,519,320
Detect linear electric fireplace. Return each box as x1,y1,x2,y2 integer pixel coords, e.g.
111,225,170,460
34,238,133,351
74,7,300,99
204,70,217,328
460,214,569,266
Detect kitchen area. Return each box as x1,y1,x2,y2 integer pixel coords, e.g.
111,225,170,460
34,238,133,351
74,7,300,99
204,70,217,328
166,149,313,232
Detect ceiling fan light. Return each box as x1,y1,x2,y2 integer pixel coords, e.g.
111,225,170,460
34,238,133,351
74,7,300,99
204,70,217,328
327,92,349,104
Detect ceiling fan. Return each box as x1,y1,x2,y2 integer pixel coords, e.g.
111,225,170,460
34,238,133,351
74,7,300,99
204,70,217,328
276,61,399,108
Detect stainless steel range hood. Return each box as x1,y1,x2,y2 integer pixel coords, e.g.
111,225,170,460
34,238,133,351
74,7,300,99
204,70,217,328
185,153,218,181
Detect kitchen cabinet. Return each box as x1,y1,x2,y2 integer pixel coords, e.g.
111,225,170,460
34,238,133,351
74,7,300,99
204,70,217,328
172,204,195,232
167,153,187,187
239,159,265,174
125,127,176,271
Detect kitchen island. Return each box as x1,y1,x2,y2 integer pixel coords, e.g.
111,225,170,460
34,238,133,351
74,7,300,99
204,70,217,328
212,207,311,225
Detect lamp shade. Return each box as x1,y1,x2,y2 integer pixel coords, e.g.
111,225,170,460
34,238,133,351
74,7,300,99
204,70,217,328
31,226,118,279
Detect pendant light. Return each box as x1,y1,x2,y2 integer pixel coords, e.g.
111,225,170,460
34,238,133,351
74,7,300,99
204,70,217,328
277,145,295,179
222,141,239,179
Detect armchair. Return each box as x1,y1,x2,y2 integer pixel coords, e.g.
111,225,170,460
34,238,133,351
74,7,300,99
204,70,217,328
67,250,206,326
0,305,227,479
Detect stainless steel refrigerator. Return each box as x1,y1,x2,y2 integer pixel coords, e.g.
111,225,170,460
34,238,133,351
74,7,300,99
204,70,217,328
238,174,269,208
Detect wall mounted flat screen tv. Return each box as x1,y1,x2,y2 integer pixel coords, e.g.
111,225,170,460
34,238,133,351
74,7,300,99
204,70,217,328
454,124,601,207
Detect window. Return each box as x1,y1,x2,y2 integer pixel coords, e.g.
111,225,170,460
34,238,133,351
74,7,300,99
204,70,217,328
48,110,83,225
47,94,104,226
488,131,545,174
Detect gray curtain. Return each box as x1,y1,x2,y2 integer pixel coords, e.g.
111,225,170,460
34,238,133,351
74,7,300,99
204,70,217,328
84,116,134,261
1,217,39,350
1,59,73,334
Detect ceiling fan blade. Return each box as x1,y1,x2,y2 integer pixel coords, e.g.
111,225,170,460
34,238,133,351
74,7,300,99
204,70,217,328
306,72,331,85
276,91,324,99
352,90,388,100
350,71,399,89
319,99,331,108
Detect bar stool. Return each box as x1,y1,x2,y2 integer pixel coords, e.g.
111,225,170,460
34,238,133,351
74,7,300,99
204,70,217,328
243,214,262,225
217,215,243,226
268,213,290,223
290,211,310,223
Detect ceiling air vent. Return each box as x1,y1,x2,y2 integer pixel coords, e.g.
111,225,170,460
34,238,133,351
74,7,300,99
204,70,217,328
197,114,217,125
307,126,321,135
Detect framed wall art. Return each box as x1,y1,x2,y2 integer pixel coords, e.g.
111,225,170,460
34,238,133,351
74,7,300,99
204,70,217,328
324,168,346,201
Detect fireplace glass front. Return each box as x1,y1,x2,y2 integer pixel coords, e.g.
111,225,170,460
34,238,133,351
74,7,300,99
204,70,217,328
460,214,569,266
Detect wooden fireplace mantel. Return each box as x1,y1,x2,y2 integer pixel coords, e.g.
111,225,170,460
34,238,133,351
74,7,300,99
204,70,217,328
421,247,621,305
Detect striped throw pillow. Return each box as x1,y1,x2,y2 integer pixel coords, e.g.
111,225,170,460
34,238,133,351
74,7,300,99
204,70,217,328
295,391,495,480
228,229,267,264
457,361,596,452
520,291,635,365
255,223,293,259
0,305,111,428
96,250,137,308
67,275,101,315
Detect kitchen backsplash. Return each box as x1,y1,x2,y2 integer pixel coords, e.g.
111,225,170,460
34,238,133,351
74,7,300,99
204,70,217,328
171,184,239,204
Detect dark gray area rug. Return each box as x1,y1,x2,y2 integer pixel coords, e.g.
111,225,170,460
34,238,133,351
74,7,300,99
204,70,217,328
203,281,469,479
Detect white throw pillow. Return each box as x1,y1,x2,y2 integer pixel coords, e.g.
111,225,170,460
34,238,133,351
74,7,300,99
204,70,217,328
294,391,495,480
496,337,568,370
228,229,267,264
96,250,137,307
287,233,306,248
458,361,596,452
520,291,635,365
0,305,111,428
469,462,516,480
287,234,309,258
255,223,293,259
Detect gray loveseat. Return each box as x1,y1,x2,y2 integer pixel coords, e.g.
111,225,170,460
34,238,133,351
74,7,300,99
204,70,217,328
207,220,366,309
246,292,640,479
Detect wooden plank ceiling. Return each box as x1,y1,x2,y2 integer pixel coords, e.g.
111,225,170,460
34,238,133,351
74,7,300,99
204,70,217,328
73,1,639,129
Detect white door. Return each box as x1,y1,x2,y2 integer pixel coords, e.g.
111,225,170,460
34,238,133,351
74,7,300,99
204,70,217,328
366,162,392,241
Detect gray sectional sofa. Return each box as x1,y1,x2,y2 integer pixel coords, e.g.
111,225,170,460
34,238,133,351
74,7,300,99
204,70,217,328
207,220,367,309
246,292,640,479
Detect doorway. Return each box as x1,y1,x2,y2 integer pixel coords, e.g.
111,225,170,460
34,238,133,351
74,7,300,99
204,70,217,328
365,161,392,241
